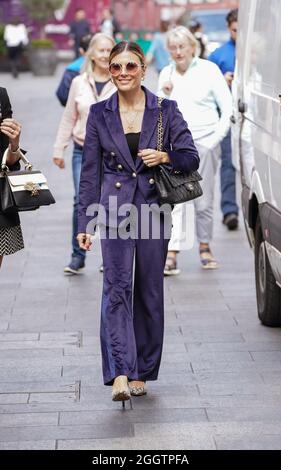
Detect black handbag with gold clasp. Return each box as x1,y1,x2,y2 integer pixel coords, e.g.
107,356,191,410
154,97,203,205
0,148,55,212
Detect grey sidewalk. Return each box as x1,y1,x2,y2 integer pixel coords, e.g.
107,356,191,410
1,66,281,450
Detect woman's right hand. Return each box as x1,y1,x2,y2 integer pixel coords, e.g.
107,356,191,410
53,157,65,169
224,72,234,87
0,118,21,150
162,81,173,96
77,233,92,251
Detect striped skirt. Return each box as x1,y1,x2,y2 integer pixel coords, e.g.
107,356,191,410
0,224,24,256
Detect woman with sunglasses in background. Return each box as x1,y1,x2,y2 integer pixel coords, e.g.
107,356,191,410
53,33,116,275
77,41,199,405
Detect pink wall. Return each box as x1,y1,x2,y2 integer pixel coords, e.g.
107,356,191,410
0,0,239,49
59,0,111,33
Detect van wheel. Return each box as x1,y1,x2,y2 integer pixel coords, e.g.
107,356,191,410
255,216,281,326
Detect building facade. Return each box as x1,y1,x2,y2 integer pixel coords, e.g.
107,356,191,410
0,0,238,49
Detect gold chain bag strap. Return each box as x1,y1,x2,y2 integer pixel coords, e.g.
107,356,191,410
157,97,164,152
153,97,203,205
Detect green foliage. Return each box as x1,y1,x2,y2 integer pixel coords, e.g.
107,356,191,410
21,0,64,23
31,38,54,49
0,24,6,55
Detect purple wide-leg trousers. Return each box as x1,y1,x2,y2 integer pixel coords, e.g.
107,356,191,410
100,190,170,385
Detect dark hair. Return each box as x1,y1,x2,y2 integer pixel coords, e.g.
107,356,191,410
79,33,93,52
226,8,238,26
160,20,170,33
109,41,146,66
189,19,202,33
11,16,21,25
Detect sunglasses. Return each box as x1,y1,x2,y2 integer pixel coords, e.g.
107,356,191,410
109,61,144,76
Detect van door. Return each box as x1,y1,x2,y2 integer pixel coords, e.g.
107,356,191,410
231,0,256,179
244,0,280,203
270,6,281,212
266,5,281,262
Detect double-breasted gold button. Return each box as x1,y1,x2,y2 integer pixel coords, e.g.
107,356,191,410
149,178,155,185
115,182,122,189
117,164,123,170
132,172,137,178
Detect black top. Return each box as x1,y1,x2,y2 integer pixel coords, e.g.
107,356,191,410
125,132,141,163
95,80,109,96
0,87,20,229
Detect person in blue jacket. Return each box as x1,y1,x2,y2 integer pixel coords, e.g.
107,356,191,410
56,33,93,107
209,9,239,230
146,20,171,73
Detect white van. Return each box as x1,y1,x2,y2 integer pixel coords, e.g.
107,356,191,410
232,0,281,326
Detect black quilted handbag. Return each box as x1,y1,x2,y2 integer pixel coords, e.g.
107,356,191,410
154,97,203,205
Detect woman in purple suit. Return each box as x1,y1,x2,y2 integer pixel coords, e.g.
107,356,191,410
77,42,199,404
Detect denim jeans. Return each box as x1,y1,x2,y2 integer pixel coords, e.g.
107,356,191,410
72,142,86,261
220,130,239,217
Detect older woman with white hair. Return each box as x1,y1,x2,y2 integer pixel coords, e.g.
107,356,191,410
158,26,232,272
53,33,116,274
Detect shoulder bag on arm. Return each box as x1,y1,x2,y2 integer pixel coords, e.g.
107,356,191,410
154,97,203,205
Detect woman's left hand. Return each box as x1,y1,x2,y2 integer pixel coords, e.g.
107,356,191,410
138,149,170,167
0,118,21,151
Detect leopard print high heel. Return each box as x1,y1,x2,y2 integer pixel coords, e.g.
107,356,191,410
129,380,147,396
112,375,131,407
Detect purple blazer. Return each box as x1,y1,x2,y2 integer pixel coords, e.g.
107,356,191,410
78,86,199,234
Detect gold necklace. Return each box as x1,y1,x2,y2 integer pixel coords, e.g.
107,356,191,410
121,109,141,131
120,97,145,131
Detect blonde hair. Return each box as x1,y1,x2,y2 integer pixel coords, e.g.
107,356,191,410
167,26,199,56
81,33,115,75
